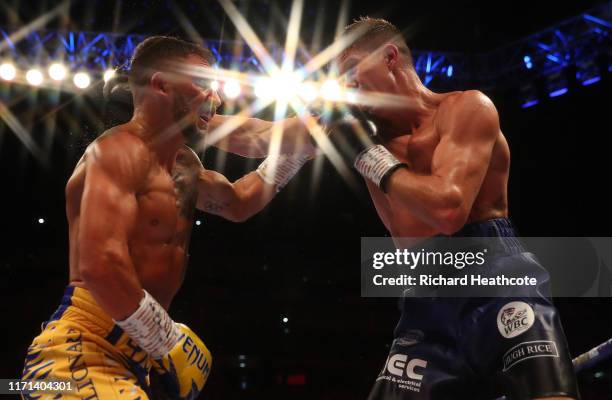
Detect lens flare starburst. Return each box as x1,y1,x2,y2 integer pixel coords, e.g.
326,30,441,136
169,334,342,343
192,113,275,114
198,0,381,190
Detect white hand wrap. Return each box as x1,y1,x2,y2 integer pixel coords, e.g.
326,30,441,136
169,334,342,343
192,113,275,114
354,144,406,192
256,153,311,192
114,290,180,359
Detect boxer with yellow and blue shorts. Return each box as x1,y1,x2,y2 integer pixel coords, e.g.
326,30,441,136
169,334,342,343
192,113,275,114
22,285,213,400
22,286,153,399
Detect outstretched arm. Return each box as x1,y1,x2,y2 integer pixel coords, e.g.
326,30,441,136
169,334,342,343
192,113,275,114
196,169,276,222
383,91,500,234
208,114,316,158
194,146,311,221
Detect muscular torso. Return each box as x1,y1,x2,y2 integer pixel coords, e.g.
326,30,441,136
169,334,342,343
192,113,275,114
66,130,201,308
366,92,510,237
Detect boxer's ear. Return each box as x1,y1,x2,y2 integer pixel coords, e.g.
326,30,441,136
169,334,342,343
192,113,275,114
382,44,399,70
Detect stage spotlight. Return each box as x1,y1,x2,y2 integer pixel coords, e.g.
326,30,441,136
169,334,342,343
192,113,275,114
297,81,318,103
272,72,300,100
25,69,44,86
73,72,91,89
223,79,241,99
549,88,568,97
48,63,67,81
210,80,220,91
254,73,301,101
254,77,273,99
103,69,115,83
576,59,601,86
0,63,17,81
545,71,568,98
320,79,342,101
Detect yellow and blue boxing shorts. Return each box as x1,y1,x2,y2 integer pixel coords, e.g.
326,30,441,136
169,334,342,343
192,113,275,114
21,285,153,399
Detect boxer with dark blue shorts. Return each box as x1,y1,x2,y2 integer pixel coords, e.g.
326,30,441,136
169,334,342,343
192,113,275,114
328,16,580,400
367,218,579,400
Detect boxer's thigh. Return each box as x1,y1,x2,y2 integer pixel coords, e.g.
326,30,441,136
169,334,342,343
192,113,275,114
22,319,149,400
367,335,476,400
463,296,579,400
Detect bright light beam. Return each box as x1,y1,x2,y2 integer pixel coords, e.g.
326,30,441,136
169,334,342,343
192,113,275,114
223,79,241,99
214,0,422,195
268,0,304,176
204,96,276,152
0,0,70,53
289,98,360,192
217,0,281,76
300,24,368,77
320,79,342,101
167,1,207,46
282,0,303,73
0,101,45,162
297,81,318,103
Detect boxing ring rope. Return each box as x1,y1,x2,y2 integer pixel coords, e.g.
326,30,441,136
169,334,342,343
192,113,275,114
572,338,612,373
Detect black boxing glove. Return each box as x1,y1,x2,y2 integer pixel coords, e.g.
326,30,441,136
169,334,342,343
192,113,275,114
324,110,407,192
102,71,132,104
103,71,133,125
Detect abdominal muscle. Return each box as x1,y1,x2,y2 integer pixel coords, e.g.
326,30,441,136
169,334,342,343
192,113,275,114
69,240,188,310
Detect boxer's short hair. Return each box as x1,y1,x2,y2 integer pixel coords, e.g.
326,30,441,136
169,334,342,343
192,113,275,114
341,17,413,67
129,36,214,86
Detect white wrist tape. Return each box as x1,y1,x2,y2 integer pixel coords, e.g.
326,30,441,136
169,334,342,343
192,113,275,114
256,153,310,192
114,290,180,359
354,144,406,192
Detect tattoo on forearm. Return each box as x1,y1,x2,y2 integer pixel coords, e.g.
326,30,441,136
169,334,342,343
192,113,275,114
202,199,229,213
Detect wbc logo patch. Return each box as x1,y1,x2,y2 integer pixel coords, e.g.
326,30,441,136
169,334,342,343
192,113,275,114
497,301,535,339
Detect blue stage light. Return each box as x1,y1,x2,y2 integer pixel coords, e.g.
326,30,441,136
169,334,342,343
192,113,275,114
521,100,539,108
549,88,568,98
581,76,601,86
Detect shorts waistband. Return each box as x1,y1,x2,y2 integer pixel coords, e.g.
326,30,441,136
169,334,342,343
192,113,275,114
438,218,524,255
45,285,124,345
450,217,518,238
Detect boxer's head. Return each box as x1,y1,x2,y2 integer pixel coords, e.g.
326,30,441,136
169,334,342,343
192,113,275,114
338,18,413,122
129,36,221,143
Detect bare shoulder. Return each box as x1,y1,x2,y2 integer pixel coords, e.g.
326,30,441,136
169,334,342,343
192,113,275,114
439,90,497,115
84,125,151,187
436,90,500,140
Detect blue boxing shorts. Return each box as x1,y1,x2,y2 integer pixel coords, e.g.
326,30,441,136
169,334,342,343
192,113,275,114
367,218,579,400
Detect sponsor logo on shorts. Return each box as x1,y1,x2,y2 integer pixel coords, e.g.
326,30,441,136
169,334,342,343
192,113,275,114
497,301,535,338
376,353,428,393
502,340,559,371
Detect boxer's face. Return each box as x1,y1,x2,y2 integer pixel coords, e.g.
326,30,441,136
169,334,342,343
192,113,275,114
339,45,398,122
165,55,221,143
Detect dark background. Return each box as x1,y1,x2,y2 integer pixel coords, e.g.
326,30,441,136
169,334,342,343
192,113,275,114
1,0,611,399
